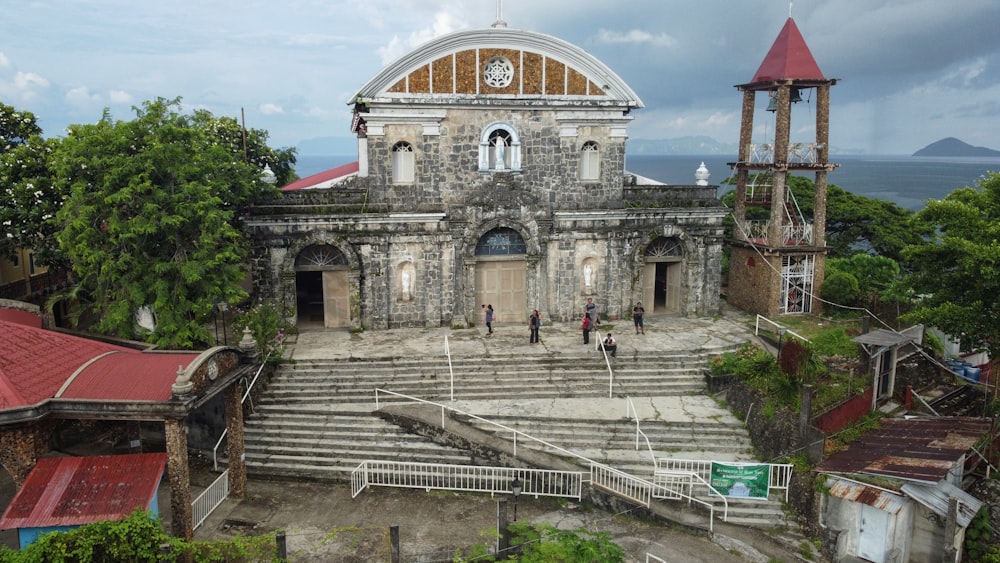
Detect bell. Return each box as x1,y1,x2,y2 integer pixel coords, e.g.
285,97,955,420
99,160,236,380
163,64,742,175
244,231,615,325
766,96,778,112
790,88,803,103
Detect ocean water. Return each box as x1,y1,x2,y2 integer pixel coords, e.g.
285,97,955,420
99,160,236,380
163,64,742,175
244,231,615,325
295,154,1000,211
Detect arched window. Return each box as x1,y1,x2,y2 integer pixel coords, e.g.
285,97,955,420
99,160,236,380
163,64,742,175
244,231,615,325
645,237,683,258
475,227,527,256
295,244,349,270
391,141,415,183
580,141,600,181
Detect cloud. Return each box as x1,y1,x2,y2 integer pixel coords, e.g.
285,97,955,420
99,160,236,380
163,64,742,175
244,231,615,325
259,103,285,115
596,29,676,48
0,52,8,68
64,87,102,108
10,72,50,100
377,10,468,64
109,90,133,104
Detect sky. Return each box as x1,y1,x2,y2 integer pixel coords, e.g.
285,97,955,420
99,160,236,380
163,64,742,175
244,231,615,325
2,0,999,156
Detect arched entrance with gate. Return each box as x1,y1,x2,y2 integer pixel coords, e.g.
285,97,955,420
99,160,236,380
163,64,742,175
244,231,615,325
642,237,684,314
473,227,527,324
295,244,350,329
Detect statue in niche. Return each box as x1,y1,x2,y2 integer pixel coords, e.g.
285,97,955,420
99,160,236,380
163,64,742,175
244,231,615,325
584,264,593,290
401,268,412,301
495,136,506,169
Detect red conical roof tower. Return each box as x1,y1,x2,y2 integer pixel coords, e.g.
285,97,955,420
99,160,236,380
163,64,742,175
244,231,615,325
727,17,838,319
749,18,825,84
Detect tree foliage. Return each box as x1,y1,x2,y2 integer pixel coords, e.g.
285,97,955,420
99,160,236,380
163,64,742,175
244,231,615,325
0,102,66,266
721,175,927,261
0,509,277,562
901,171,1000,358
787,176,929,261
50,97,288,348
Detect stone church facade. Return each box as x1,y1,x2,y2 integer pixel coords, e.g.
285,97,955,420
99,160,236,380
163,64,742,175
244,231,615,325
246,22,728,330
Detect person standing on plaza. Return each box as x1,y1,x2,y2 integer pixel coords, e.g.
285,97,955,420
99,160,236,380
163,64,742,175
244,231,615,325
632,301,645,335
485,304,494,335
581,313,591,344
528,309,540,344
585,298,598,332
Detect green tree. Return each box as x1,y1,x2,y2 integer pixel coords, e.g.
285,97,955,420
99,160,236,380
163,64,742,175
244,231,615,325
787,176,928,261
0,102,66,266
50,97,287,348
506,522,625,562
901,171,1000,358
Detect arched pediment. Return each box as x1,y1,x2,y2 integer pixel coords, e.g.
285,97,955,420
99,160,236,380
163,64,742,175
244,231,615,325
353,28,643,107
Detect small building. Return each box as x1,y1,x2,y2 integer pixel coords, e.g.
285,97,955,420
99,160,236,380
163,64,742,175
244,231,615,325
815,416,989,563
0,299,255,540
0,453,167,549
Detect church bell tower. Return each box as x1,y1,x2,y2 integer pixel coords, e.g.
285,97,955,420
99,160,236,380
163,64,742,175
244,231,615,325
727,17,838,317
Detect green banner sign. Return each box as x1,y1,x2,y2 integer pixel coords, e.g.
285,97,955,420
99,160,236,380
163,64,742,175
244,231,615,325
710,462,770,498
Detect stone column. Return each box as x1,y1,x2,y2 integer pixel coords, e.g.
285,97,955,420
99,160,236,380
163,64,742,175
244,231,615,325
224,382,247,500
164,417,193,540
0,423,52,486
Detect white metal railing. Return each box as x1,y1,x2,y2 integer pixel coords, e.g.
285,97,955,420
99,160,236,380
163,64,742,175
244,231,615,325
445,334,455,401
646,554,667,563
649,469,728,523
192,469,230,530
625,396,658,471
754,316,810,346
592,464,717,531
737,219,813,245
656,458,794,503
351,461,584,500
213,353,273,471
373,389,719,527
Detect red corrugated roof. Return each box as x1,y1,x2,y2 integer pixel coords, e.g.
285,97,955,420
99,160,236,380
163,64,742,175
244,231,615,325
0,320,136,409
0,309,43,328
281,161,360,191
0,453,167,530
750,18,825,83
59,352,198,402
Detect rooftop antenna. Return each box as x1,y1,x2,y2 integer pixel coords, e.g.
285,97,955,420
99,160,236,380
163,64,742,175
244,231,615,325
492,0,507,28
789,0,794,17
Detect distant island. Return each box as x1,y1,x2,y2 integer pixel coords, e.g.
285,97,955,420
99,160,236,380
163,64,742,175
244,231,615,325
913,137,1000,158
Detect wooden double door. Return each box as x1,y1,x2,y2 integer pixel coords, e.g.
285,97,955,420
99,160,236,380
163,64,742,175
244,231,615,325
475,260,526,324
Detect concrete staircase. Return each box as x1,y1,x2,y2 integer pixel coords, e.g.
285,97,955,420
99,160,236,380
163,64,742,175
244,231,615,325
242,350,792,529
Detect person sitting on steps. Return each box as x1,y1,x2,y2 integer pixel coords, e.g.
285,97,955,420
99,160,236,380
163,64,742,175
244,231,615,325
601,333,617,357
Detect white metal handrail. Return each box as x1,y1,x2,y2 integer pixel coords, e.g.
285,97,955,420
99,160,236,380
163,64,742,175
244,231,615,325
754,315,810,345
373,389,719,528
651,470,728,522
213,352,272,471
592,464,717,531
351,460,584,501
625,396,658,471
192,469,230,530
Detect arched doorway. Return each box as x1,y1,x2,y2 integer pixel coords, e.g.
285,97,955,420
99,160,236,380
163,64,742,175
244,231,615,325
474,228,527,324
642,237,683,313
295,244,350,329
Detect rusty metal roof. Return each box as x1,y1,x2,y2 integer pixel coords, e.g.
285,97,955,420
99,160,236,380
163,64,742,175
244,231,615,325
827,477,906,514
0,453,167,531
816,417,990,483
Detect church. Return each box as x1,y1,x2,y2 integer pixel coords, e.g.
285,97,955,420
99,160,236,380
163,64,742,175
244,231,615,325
245,15,728,330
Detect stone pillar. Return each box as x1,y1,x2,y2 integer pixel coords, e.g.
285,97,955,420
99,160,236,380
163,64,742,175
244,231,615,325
0,423,52,486
164,417,193,540
224,382,248,500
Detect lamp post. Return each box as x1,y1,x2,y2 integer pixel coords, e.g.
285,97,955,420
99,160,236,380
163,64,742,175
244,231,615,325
511,476,522,521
